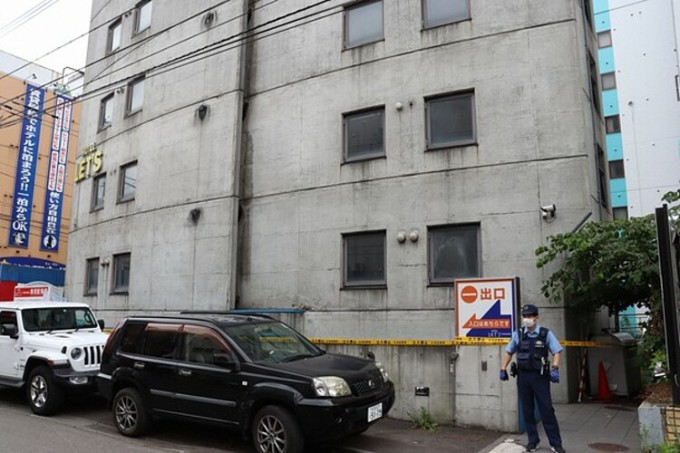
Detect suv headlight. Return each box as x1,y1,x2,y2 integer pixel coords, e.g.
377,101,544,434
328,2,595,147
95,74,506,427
313,376,351,397
70,347,83,360
375,362,390,382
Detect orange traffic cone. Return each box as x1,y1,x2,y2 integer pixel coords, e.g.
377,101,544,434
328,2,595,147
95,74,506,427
596,361,612,402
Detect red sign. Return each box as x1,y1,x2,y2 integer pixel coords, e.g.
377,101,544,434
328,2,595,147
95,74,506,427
14,286,49,298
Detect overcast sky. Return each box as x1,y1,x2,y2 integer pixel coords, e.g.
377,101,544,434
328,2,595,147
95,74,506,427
0,0,92,75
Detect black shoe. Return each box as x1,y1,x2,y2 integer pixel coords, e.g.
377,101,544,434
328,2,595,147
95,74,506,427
551,447,566,453
524,443,538,452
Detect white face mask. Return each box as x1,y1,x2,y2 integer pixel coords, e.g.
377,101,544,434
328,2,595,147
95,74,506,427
522,317,536,328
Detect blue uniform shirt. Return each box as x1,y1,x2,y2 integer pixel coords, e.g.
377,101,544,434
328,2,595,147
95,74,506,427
505,324,564,355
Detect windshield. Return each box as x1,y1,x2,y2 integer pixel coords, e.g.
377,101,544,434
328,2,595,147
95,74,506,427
22,307,98,332
223,321,323,364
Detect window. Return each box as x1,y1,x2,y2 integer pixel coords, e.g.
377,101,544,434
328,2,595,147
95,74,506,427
344,108,385,162
597,146,608,208
118,161,137,202
429,224,480,283
426,92,475,149
588,53,600,114
601,72,616,90
343,231,385,287
345,1,383,48
609,159,625,179
112,253,131,293
126,77,144,114
99,94,113,130
423,0,470,28
135,0,152,33
597,31,612,48
91,173,106,211
121,322,146,353
107,19,122,53
142,323,180,359
85,258,99,296
182,325,231,365
583,0,593,29
613,207,628,220
605,115,621,134
0,311,17,336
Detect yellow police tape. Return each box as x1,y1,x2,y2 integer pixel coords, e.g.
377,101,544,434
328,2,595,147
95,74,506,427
308,337,612,347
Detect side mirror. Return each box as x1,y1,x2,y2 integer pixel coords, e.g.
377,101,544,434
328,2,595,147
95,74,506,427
214,352,240,372
2,324,18,339
97,319,105,330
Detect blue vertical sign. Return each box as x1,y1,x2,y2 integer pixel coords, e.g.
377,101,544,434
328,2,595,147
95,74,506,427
40,94,73,251
9,84,45,248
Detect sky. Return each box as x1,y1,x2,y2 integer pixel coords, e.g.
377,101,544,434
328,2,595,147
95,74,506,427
0,0,92,74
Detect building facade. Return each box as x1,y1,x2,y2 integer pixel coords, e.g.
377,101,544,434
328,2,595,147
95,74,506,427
67,0,609,430
0,50,79,299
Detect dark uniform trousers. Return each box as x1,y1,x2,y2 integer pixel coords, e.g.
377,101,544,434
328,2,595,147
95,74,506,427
518,369,562,447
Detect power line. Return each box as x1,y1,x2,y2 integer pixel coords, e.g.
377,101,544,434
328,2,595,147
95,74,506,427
0,0,59,39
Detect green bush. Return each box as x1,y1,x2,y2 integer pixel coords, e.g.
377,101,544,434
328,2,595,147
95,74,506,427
408,407,439,432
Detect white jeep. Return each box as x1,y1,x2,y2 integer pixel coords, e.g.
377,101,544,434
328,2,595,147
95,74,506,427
0,301,108,415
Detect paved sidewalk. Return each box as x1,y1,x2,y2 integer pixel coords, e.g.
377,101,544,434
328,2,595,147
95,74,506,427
479,399,640,452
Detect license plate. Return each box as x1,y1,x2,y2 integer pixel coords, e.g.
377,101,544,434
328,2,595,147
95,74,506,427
367,402,383,422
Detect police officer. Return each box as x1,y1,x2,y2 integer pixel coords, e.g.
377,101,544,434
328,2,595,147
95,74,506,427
500,304,566,453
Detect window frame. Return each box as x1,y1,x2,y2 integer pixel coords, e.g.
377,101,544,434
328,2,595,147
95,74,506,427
428,223,481,285
85,258,99,296
605,115,621,134
107,18,122,53
126,77,145,115
112,252,131,294
597,146,609,208
343,231,386,288
597,30,612,48
118,161,137,203
91,173,106,211
425,91,476,150
134,0,152,34
422,0,471,29
344,0,384,49
613,207,628,220
343,107,386,163
99,94,114,130
609,159,625,179
601,72,616,91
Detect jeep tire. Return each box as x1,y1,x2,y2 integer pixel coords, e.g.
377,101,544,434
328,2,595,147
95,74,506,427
27,366,65,416
113,387,149,437
252,405,304,453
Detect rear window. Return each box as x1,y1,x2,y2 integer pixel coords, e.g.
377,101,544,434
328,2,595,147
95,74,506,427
141,323,181,359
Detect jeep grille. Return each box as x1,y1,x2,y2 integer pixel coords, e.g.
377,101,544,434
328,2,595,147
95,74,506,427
83,345,103,367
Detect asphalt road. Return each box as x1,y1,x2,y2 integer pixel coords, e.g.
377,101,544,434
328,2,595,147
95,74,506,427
0,388,500,453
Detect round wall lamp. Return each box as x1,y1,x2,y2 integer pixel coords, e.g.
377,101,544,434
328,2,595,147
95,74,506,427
408,229,419,242
396,231,407,243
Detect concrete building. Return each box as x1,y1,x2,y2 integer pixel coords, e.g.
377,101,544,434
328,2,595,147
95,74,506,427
68,0,609,431
0,50,80,299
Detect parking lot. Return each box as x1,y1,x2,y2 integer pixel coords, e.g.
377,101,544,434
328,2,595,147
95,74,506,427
0,388,500,453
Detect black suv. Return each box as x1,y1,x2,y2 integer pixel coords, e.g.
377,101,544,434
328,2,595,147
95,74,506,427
97,313,395,453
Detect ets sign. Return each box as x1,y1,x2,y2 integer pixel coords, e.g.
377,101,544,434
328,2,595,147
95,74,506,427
455,277,519,339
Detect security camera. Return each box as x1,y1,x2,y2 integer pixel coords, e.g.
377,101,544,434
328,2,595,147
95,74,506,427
540,204,556,219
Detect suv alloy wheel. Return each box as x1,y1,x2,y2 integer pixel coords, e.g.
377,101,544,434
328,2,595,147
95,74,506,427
113,387,149,437
27,366,64,416
253,405,304,453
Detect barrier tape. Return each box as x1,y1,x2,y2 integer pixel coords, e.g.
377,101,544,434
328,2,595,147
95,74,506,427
309,337,613,347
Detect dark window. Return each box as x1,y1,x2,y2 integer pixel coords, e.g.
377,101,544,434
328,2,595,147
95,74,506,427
142,323,180,359
91,173,106,211
345,0,383,48
613,207,628,220
423,0,470,28
426,92,476,149
344,108,385,162
589,53,601,114
0,311,17,336
121,322,147,353
601,72,616,90
85,258,99,296
112,253,130,294
135,0,152,33
181,325,231,365
429,224,480,283
597,30,612,48
107,19,122,53
118,161,137,202
99,94,113,130
597,146,608,208
605,115,621,133
344,231,386,286
609,159,625,179
583,0,593,29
